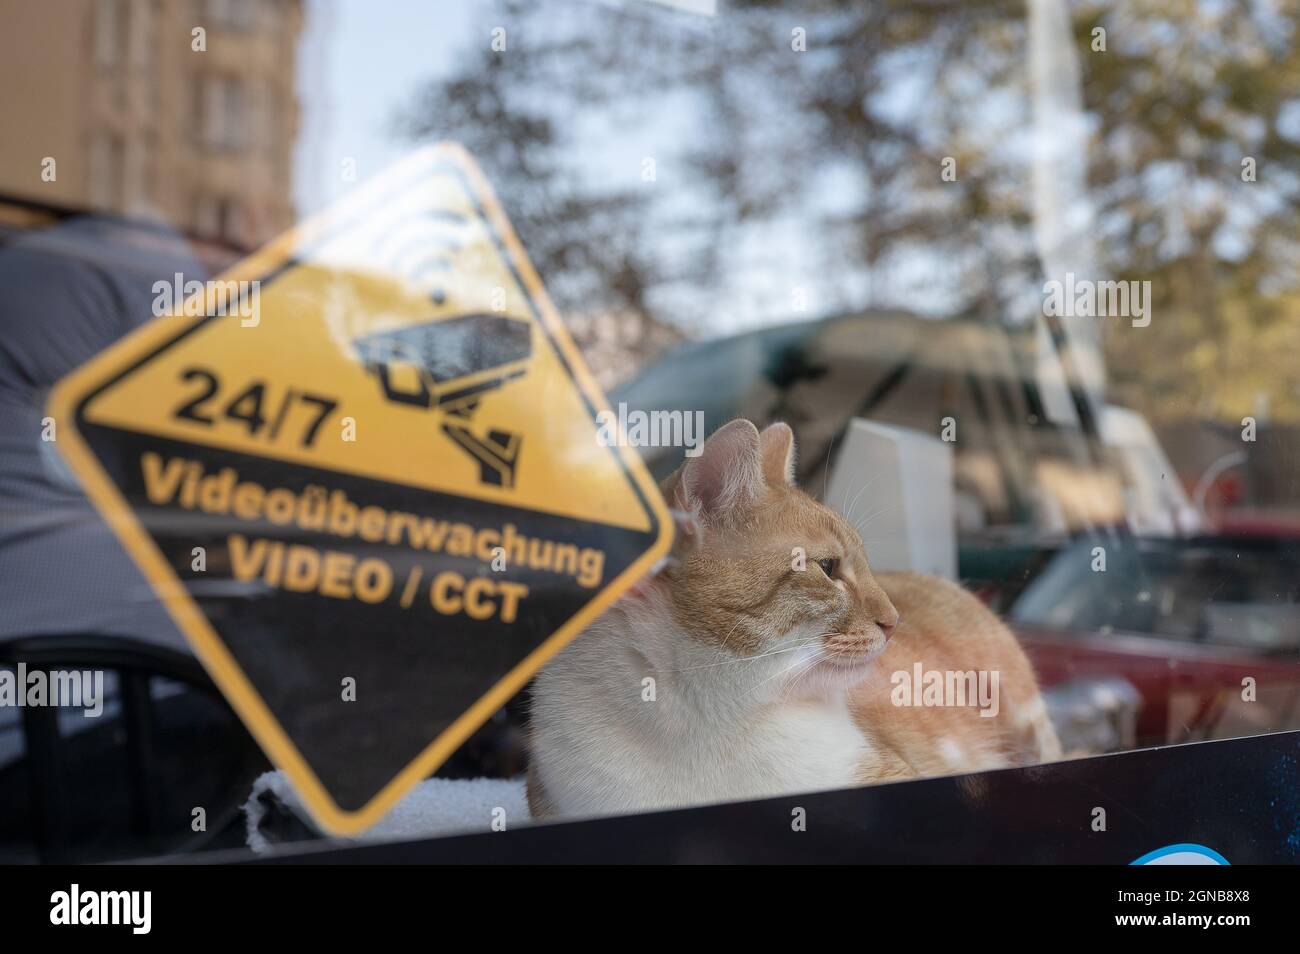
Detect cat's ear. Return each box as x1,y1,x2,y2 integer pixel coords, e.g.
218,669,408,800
759,422,796,485
672,419,765,522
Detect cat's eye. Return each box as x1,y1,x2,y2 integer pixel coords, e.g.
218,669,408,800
817,557,838,578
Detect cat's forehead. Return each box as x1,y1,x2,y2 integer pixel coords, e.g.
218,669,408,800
754,485,862,551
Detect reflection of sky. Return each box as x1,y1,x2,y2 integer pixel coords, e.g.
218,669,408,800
289,1,1095,338
293,0,476,216
292,0,930,334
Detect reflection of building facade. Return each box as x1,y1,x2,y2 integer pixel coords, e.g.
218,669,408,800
0,0,302,249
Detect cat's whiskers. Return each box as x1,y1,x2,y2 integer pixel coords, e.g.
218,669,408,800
771,631,870,706
661,636,825,673
840,475,873,524
713,613,747,660
662,648,802,674
742,633,840,697
840,470,884,527
743,653,811,698
853,502,896,543
773,650,835,706
821,433,836,502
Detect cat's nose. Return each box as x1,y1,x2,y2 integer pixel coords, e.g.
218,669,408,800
876,611,900,640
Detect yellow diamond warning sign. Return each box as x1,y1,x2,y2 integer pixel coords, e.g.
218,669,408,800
46,144,673,834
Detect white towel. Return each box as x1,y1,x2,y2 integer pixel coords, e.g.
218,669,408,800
244,771,531,853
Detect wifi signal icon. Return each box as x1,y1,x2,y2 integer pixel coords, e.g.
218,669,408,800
370,209,471,306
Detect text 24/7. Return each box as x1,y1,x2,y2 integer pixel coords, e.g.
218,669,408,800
173,367,339,449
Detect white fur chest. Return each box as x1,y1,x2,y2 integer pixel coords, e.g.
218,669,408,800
715,701,871,803
532,649,872,816
529,600,878,818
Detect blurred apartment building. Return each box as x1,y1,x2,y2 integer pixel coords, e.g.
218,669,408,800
0,0,302,250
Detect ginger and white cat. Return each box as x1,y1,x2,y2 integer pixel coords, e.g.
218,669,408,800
528,420,1059,818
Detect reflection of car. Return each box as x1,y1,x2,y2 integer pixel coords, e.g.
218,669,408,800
617,310,1126,530
614,311,1160,594
1007,536,1300,748
1099,406,1201,537
0,636,269,863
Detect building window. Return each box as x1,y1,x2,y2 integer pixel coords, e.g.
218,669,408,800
202,0,256,31
194,194,220,239
194,195,243,246
264,84,278,156
219,199,242,244
198,75,247,151
94,0,121,70
124,136,155,215
88,133,124,211
129,0,153,71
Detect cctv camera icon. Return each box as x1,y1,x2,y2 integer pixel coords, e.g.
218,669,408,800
353,313,531,489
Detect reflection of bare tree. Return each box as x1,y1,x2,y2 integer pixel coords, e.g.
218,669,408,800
399,0,1300,415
